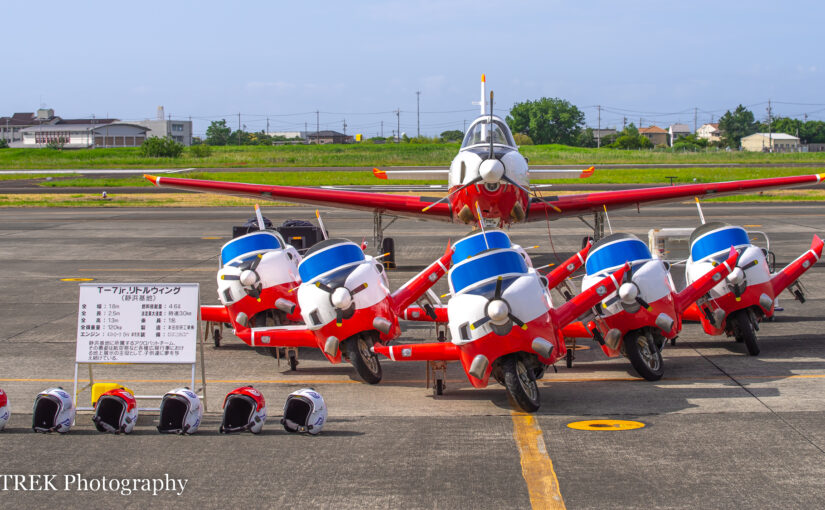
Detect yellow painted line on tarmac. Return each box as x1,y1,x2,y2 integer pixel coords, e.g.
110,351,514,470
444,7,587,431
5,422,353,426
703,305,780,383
743,224,762,227
78,268,215,272
59,277,95,282
511,411,566,509
201,236,224,240
567,419,645,431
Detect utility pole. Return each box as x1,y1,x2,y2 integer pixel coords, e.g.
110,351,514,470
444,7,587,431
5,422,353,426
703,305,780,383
380,120,383,138
463,119,466,133
694,107,698,133
342,119,347,137
639,117,643,128
395,108,400,143
316,110,320,145
416,91,421,138
266,117,269,135
597,105,601,148
767,99,772,151
623,117,627,130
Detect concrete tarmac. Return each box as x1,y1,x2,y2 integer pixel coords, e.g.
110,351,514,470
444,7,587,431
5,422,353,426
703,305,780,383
0,203,824,509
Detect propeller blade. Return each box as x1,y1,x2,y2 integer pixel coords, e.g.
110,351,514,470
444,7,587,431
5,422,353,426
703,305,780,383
470,316,491,330
248,253,263,271
315,281,333,293
494,276,503,299
636,296,651,310
248,284,262,300
220,274,241,281
422,177,482,212
741,259,759,270
335,308,343,327
509,313,527,330
349,282,369,295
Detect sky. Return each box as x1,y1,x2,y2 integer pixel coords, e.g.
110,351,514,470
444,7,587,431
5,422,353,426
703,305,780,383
4,1,824,137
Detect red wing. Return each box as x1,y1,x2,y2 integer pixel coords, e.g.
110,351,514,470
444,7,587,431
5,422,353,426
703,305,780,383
145,174,453,222
526,174,823,221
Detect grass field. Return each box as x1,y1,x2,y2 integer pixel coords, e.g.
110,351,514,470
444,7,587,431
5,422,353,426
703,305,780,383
3,143,825,169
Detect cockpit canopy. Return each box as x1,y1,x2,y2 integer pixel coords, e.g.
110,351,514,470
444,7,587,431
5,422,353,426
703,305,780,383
461,116,516,149
449,248,528,295
451,230,511,264
690,223,750,262
585,234,652,276
298,239,365,283
220,231,284,266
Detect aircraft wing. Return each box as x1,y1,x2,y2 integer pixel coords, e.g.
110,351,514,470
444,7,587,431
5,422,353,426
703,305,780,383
373,166,594,180
144,174,454,222
526,173,824,221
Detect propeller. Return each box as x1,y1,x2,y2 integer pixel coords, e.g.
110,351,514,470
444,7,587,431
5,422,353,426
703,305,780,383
221,253,265,300
728,248,758,298
314,280,369,326
468,276,527,333
601,264,651,311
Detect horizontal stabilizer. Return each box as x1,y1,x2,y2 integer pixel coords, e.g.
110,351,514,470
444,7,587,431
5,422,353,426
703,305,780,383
373,342,460,361
674,247,737,314
770,235,823,295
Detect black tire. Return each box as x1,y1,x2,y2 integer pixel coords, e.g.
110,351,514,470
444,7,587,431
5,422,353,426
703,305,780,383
213,327,221,348
731,310,760,355
581,236,594,250
435,379,444,396
381,237,396,269
624,329,664,381
347,335,383,384
503,355,541,412
566,348,573,368
670,337,676,346
288,352,298,371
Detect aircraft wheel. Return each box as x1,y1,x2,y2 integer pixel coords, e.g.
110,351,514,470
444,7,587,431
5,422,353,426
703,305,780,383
566,348,573,368
435,379,444,396
731,310,760,356
581,236,594,250
288,351,299,371
670,337,677,346
381,238,396,269
213,327,221,348
503,355,541,412
347,335,383,384
625,330,664,381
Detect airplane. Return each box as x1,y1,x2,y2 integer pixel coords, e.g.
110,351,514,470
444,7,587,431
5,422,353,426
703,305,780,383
143,75,825,249
230,237,454,383
371,230,628,411
572,233,738,380
682,222,823,355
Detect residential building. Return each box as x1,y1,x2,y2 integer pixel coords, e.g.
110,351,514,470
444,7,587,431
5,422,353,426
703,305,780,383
267,131,306,139
1,109,118,146
305,130,353,144
740,133,799,152
697,123,721,143
21,123,149,148
638,126,668,146
668,123,691,146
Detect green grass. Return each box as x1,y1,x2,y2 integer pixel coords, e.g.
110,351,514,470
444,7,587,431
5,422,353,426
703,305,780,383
2,143,825,169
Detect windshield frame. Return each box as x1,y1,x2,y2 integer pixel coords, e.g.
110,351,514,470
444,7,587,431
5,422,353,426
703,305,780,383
460,116,516,149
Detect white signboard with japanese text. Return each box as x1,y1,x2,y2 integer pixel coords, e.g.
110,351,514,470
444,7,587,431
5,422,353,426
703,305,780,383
75,283,199,364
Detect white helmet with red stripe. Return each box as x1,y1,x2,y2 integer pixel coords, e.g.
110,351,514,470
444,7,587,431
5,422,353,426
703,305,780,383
220,386,266,434
0,389,9,431
32,387,75,433
93,388,138,434
281,388,327,435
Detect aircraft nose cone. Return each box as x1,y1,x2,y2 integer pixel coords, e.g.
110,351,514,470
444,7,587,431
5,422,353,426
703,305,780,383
487,299,510,325
479,159,504,183
240,270,258,287
727,267,745,285
618,282,638,304
331,287,353,309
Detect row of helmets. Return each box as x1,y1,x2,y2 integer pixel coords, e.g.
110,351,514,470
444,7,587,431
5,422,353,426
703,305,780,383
0,386,326,435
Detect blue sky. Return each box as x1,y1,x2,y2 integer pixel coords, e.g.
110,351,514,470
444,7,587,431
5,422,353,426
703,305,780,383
4,1,823,137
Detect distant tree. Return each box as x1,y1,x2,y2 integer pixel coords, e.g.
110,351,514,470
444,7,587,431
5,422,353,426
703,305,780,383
228,130,253,145
801,120,825,143
575,128,596,148
506,98,585,145
0,138,8,149
718,105,757,148
205,120,231,146
512,133,533,145
672,134,708,151
140,136,183,158
608,124,653,149
440,129,464,142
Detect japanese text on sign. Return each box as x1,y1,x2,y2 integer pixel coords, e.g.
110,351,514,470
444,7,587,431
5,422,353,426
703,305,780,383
75,283,199,363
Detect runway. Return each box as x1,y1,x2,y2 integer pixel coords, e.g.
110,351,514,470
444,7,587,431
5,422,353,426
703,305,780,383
0,203,824,508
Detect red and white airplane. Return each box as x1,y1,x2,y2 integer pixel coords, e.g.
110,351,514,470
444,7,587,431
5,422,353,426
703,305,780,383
144,75,824,230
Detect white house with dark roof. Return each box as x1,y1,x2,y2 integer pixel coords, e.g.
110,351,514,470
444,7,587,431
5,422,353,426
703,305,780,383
21,123,149,148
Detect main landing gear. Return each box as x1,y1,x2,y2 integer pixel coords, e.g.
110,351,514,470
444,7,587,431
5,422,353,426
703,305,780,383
373,212,398,269
502,354,541,412
624,329,664,381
